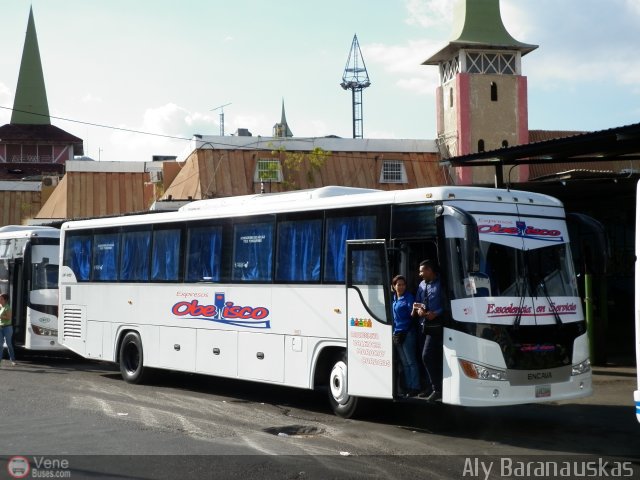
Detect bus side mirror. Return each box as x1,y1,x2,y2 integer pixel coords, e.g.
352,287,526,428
437,205,480,273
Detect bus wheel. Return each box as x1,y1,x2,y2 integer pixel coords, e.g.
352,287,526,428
119,332,147,384
328,354,359,418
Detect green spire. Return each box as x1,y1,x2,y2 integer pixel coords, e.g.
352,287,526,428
11,7,50,125
424,0,537,65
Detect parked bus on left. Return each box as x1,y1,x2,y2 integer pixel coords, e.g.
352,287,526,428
0,226,64,353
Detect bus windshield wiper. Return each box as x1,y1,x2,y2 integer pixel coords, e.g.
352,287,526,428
539,277,563,327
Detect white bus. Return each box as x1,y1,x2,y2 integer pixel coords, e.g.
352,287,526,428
0,226,64,353
635,180,640,423
58,186,591,417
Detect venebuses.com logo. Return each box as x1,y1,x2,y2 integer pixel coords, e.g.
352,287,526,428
6,456,71,479
7,457,30,479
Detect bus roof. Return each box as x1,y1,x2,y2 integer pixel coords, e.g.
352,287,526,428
61,185,564,230
0,225,60,239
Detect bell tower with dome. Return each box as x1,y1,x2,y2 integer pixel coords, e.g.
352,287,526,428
423,0,537,185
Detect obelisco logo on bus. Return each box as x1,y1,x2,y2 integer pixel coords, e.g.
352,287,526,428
172,292,270,329
477,221,564,242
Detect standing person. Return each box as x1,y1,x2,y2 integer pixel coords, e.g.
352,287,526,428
0,293,16,366
412,260,444,401
391,275,421,397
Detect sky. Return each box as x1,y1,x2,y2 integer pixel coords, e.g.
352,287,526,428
1,0,639,162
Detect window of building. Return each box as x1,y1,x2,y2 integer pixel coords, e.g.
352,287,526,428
449,88,454,108
478,140,485,152
491,82,498,101
254,159,283,183
380,160,407,184
38,145,53,163
502,140,509,148
465,51,517,75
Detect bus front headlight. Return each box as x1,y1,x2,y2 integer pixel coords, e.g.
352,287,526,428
571,359,591,376
32,325,58,336
459,359,507,381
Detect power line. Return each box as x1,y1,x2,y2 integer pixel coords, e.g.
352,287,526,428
0,105,438,164
0,105,192,141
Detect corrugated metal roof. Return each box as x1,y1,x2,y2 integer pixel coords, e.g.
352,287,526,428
0,181,40,191
164,145,446,201
442,124,640,184
177,136,438,162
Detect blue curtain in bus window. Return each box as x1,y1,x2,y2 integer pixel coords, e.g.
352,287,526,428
324,216,376,282
93,233,120,281
151,229,181,281
233,223,273,281
65,235,92,281
186,226,222,282
120,231,151,281
276,219,322,282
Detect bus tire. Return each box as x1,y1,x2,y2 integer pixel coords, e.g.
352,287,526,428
119,332,147,384
328,353,359,418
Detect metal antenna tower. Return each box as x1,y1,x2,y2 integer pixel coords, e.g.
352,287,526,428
210,103,232,136
340,34,371,139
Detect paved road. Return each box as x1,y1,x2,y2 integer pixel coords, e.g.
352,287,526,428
0,353,638,479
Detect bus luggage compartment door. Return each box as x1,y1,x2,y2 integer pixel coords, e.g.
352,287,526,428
346,240,393,399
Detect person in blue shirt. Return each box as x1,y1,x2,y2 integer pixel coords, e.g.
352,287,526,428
391,275,421,397
412,259,444,402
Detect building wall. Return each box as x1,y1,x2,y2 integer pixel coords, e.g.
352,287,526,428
0,190,41,226
65,171,156,218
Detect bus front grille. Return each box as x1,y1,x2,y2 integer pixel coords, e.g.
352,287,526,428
63,305,85,339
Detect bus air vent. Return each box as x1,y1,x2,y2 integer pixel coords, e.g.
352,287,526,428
63,305,85,339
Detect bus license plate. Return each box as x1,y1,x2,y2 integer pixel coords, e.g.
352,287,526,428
536,384,551,398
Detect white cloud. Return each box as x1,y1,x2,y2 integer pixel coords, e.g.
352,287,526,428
530,51,640,91
404,0,452,28
363,40,440,95
626,0,640,15
140,103,216,138
500,1,536,42
229,112,272,137
82,93,103,104
102,103,218,160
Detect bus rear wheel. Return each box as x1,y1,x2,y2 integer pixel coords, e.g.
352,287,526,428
119,332,147,384
328,354,359,418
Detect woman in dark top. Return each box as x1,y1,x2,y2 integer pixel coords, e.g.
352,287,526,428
391,275,420,396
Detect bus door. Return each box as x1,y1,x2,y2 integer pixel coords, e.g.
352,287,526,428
345,240,394,399
9,259,27,346
390,239,439,295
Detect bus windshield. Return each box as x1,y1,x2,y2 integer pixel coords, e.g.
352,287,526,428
31,261,59,291
447,239,579,300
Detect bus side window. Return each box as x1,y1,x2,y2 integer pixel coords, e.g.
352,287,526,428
276,219,321,282
324,215,376,282
64,234,92,281
92,233,120,281
151,229,181,282
232,222,274,282
186,225,223,282
120,230,151,281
